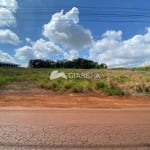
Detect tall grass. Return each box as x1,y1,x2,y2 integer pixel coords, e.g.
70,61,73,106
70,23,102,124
0,67,149,96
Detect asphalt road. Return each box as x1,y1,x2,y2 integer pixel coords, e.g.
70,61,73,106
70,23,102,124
0,108,150,150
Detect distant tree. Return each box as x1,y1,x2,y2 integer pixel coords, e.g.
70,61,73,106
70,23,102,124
96,63,108,69
28,58,107,69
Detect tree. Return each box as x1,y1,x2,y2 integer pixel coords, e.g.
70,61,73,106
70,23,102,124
28,58,107,69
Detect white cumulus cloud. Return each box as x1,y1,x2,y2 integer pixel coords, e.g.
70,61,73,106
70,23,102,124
0,7,16,27
15,46,35,61
32,39,62,59
43,7,93,50
0,29,20,45
0,0,18,12
64,50,79,60
15,39,63,61
0,49,15,63
0,0,18,27
90,29,150,67
0,0,19,45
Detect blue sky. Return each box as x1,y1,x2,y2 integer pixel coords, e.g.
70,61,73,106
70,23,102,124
0,0,150,67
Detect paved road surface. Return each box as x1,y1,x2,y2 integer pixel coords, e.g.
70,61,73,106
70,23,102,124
0,108,150,150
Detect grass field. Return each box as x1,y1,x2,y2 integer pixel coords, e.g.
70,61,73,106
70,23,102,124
0,67,150,96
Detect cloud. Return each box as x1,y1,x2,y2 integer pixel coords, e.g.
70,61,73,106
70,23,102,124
12,6,150,67
0,7,16,27
16,7,93,62
15,46,35,61
0,29,20,45
43,7,93,50
90,29,150,67
15,39,63,61
102,30,122,41
64,50,79,60
25,37,33,45
0,49,15,63
0,0,18,12
0,0,18,27
0,0,19,45
32,39,62,59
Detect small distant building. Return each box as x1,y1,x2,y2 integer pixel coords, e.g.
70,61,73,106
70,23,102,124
0,62,19,68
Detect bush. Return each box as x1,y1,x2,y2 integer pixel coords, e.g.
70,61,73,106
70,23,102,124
102,86,125,96
95,81,107,89
94,80,125,96
72,83,84,93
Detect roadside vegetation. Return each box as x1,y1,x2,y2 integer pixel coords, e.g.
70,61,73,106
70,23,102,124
0,67,150,96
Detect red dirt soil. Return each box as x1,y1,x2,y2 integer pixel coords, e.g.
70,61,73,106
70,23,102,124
0,92,150,108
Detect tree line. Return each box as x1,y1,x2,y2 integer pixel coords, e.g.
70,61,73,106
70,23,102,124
28,58,107,69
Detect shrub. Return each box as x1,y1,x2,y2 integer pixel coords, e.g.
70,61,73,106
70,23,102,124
102,86,125,96
72,83,84,93
95,81,107,89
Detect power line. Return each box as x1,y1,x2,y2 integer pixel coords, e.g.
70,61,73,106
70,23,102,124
1,18,150,23
13,6,150,11
1,6,150,23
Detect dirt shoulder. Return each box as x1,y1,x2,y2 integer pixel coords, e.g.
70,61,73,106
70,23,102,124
0,92,149,108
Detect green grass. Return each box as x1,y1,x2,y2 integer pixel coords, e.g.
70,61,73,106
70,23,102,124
0,67,149,96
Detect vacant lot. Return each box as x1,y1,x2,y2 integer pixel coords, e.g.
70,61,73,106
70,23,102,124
0,67,150,96
0,67,149,108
